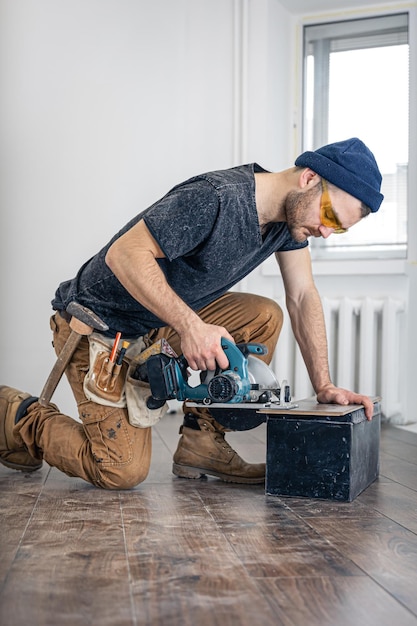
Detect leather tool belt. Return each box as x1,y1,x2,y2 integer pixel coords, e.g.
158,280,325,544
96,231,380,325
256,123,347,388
83,332,168,428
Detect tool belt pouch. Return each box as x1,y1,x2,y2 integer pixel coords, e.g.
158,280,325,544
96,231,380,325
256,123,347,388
84,333,167,428
84,335,128,406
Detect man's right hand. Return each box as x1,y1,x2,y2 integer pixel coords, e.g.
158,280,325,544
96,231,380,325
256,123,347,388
179,321,234,372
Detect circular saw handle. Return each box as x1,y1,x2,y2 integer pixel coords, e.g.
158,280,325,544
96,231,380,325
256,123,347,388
235,342,268,357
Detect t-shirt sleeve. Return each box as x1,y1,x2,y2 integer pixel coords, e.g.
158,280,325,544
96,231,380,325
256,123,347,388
267,223,309,253
278,237,309,252
143,180,219,261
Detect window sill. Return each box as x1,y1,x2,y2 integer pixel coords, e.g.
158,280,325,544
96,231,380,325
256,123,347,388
261,256,407,277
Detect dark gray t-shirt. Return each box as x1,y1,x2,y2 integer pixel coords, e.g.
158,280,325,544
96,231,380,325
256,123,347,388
52,163,307,336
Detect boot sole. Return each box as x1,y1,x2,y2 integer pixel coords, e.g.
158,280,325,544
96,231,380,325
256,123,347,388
172,463,265,484
0,458,42,472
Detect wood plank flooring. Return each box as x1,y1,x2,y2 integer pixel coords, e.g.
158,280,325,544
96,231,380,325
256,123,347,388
1,414,417,626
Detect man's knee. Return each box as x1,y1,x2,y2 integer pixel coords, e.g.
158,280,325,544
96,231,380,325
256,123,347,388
255,296,283,328
95,462,150,490
247,295,283,337
238,296,283,362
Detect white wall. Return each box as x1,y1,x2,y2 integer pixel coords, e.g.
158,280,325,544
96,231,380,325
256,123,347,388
0,0,292,415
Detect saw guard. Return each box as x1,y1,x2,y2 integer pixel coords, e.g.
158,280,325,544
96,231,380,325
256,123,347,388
247,355,280,390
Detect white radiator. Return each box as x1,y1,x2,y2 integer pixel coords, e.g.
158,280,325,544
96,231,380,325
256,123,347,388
271,296,405,419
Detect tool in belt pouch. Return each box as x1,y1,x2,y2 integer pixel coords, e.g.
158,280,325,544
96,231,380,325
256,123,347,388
83,336,172,428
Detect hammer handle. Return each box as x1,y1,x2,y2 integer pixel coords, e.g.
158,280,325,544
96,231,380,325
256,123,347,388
39,330,83,407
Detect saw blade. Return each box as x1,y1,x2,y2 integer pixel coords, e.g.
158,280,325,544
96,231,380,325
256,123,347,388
247,355,279,389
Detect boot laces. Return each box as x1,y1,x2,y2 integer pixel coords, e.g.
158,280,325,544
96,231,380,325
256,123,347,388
214,432,234,454
200,420,234,455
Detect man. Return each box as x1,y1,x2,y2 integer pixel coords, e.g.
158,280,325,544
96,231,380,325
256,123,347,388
0,137,383,489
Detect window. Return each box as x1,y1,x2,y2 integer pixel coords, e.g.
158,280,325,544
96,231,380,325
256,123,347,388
303,14,409,259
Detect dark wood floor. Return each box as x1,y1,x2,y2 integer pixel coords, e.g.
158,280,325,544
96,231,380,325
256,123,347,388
1,414,417,626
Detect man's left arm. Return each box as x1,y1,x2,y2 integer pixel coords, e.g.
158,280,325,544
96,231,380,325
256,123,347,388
276,247,374,420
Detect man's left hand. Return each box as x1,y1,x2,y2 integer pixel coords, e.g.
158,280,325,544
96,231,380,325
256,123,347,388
316,384,375,420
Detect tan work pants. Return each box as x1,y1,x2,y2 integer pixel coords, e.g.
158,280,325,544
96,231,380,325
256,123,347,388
16,292,283,489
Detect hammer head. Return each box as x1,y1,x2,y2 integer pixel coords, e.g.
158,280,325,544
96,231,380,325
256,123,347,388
67,301,109,332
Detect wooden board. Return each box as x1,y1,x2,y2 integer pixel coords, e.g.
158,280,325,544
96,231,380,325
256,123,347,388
258,396,381,417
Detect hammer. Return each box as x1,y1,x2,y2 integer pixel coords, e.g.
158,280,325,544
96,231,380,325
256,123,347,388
39,301,109,406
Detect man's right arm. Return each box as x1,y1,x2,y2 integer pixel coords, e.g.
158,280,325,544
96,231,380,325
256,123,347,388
105,219,232,371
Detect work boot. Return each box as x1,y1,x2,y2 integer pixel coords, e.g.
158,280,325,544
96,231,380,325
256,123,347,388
172,414,265,484
0,386,42,472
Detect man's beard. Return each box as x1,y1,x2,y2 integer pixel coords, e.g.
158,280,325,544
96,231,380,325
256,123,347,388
285,183,321,242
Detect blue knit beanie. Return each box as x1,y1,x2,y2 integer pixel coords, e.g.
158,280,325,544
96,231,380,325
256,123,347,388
295,138,383,213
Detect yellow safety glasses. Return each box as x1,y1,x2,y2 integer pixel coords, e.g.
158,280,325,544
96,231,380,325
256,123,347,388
320,179,347,234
